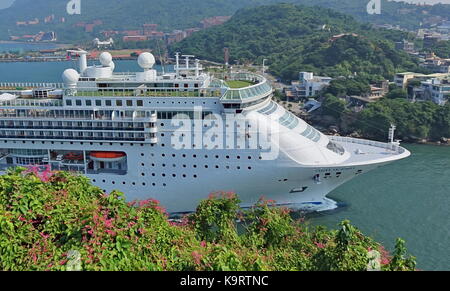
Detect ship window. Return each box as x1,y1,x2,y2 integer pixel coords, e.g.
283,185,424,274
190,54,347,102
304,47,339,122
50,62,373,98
106,100,112,106
76,100,82,106
137,100,143,107
126,100,133,106
86,100,92,106
116,100,123,106
66,100,72,106
96,100,102,106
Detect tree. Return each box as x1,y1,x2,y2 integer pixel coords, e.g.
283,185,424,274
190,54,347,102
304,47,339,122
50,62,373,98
385,88,408,99
0,168,416,271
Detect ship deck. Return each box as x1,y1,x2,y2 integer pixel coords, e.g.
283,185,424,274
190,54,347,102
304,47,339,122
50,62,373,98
329,136,411,166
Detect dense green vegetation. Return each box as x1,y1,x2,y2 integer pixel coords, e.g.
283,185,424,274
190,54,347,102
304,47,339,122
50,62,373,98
429,40,450,59
172,4,420,81
0,168,416,271
318,94,450,142
1,0,449,42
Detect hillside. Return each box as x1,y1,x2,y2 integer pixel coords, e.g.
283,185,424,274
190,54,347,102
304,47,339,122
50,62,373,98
0,0,449,42
172,4,420,81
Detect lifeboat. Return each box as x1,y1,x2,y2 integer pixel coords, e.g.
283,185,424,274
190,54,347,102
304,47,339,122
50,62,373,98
90,152,126,162
64,152,84,160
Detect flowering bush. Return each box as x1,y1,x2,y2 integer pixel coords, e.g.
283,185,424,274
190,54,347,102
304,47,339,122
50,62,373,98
0,169,416,271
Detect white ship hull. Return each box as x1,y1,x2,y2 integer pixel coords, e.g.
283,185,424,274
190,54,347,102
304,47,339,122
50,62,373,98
0,52,411,214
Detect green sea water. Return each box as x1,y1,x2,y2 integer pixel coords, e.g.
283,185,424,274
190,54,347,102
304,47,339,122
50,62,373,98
0,61,448,270
309,144,450,271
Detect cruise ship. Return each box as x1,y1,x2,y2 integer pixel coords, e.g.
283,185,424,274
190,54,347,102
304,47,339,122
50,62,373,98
0,51,411,213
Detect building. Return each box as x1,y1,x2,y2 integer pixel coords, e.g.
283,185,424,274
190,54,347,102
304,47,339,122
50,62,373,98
143,24,158,35
291,72,332,99
395,72,450,89
423,33,440,48
395,72,420,89
395,39,415,53
123,35,148,42
413,78,450,105
93,38,114,48
420,53,450,74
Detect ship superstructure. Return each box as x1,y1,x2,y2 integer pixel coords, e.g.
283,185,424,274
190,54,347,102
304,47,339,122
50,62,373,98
0,51,410,212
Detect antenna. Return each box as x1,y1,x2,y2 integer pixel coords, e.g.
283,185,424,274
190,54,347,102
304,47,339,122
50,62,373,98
175,52,180,78
388,124,401,147
156,40,166,74
388,124,396,144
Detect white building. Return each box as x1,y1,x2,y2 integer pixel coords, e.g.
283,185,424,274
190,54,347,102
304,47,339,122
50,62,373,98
93,37,114,48
291,72,332,99
415,78,450,105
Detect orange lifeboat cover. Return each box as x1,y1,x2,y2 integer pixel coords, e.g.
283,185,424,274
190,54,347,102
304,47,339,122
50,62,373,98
90,152,126,159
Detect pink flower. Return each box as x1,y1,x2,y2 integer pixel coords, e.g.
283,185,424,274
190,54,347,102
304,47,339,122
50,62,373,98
192,251,202,265
314,242,325,249
105,230,116,236
200,241,207,248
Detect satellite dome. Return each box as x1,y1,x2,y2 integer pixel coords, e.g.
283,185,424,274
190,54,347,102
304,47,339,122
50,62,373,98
138,52,155,70
62,69,80,85
109,61,115,71
99,52,113,67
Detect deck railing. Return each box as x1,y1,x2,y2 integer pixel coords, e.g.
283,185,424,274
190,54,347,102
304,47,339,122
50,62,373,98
329,136,406,154
0,83,64,89
66,87,224,98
